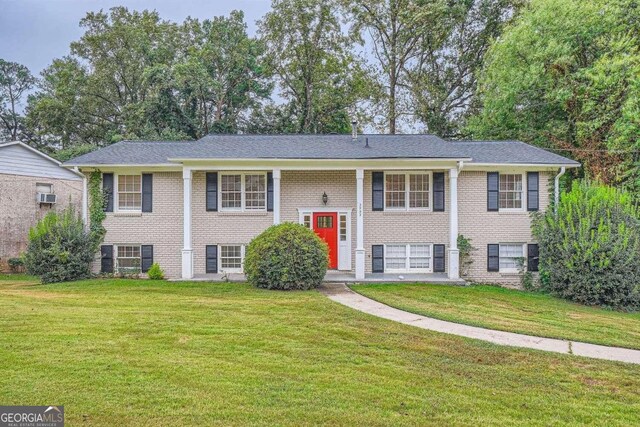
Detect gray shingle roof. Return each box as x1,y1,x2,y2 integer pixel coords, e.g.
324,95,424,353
63,134,579,167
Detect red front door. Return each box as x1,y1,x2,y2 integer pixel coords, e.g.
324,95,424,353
313,212,338,269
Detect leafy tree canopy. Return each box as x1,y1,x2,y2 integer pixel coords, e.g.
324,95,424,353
468,0,640,190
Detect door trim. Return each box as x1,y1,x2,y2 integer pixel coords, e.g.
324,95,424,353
298,208,352,271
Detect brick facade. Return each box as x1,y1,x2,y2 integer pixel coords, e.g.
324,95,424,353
458,170,552,284
100,172,183,278
0,173,82,270
96,168,554,284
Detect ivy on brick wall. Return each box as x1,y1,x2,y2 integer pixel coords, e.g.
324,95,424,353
88,170,106,251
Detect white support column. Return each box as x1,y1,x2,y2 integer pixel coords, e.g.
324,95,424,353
448,167,460,280
181,167,194,279
355,168,365,279
81,171,88,227
273,168,281,224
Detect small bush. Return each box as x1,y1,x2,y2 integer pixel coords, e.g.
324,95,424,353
23,206,94,284
532,181,640,310
147,263,165,280
457,234,475,277
244,223,329,290
8,257,25,273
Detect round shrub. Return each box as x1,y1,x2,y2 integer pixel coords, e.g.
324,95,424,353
244,223,329,290
147,262,165,280
24,206,95,284
532,181,640,310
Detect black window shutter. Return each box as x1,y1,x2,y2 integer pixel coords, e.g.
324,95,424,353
267,172,274,212
372,172,384,211
206,245,218,273
103,173,114,212
488,244,500,272
527,172,539,211
206,172,218,212
433,172,445,212
528,244,539,272
141,245,153,273
142,174,153,213
372,245,384,273
101,245,113,273
487,172,499,211
433,244,446,272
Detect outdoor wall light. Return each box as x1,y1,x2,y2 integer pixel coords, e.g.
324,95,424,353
322,192,328,205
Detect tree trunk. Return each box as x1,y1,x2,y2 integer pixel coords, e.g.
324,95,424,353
389,67,396,134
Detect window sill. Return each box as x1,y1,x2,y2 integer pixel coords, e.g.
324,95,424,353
382,210,434,215
498,210,527,215
217,211,269,216
499,271,521,276
113,211,143,217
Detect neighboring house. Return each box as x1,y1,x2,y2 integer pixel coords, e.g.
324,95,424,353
0,141,84,270
63,135,579,283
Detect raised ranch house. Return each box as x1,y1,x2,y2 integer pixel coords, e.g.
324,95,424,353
0,141,83,270
63,135,579,284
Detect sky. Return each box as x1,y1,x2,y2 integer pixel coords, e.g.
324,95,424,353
0,0,272,76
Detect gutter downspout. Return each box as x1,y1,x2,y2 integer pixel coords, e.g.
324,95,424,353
554,166,566,214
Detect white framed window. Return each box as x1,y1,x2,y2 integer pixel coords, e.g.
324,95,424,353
36,183,53,194
499,173,524,210
384,244,432,273
384,172,431,211
499,243,525,272
339,214,347,242
303,214,312,229
117,175,142,211
219,245,244,273
115,245,141,273
220,172,267,212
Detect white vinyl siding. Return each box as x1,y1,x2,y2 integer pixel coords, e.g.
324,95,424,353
0,143,81,180
384,244,433,273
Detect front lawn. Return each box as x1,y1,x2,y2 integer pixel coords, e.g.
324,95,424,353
1,276,639,426
351,283,640,350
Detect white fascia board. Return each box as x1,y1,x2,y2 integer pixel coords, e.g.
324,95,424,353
464,163,580,171
172,157,473,170
66,164,183,173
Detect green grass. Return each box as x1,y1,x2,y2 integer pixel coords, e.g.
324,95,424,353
351,283,640,350
1,276,639,426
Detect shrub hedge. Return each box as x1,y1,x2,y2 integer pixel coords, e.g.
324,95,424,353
244,223,329,290
24,206,94,284
532,181,640,310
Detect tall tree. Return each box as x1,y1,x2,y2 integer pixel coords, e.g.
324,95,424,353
173,11,271,135
468,0,640,189
259,0,371,134
343,0,430,133
27,7,182,147
406,0,521,138
0,59,36,141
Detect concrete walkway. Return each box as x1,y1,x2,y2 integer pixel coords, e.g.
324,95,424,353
319,283,640,365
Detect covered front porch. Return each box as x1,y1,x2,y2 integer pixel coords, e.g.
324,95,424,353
179,158,465,281
186,271,466,285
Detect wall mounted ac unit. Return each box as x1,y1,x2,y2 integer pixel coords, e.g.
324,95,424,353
37,193,57,204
